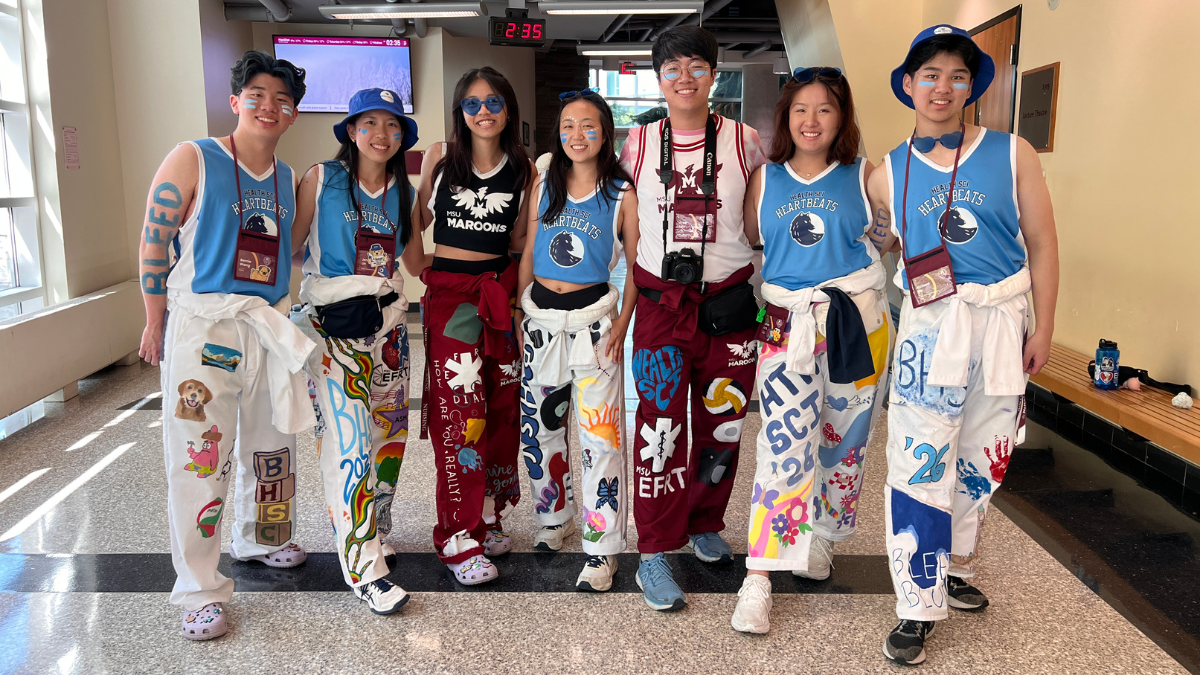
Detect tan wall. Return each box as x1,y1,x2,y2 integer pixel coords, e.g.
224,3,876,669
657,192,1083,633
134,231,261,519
439,33,536,150
824,0,1200,384
199,0,252,139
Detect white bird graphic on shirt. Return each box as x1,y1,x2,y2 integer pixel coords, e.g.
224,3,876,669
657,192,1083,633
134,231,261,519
452,186,513,219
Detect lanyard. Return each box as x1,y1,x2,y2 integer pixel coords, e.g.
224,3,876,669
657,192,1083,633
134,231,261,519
900,122,964,264
229,135,280,234
658,114,718,256
355,170,393,234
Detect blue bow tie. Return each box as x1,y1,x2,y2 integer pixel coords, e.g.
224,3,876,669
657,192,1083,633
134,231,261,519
913,131,964,152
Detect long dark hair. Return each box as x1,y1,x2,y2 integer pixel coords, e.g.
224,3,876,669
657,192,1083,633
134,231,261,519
768,74,861,167
435,67,531,193
325,112,413,245
542,93,632,225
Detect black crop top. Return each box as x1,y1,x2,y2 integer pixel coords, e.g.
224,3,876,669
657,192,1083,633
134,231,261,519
430,151,523,256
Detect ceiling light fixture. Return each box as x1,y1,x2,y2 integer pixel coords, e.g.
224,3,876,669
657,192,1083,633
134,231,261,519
318,2,486,19
542,1,702,16
577,43,654,56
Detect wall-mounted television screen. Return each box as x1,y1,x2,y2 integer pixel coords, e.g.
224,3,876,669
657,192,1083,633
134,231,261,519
273,36,414,113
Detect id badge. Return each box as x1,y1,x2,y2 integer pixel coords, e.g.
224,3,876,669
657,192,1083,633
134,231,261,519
233,229,279,285
904,244,957,308
672,195,717,243
755,303,789,347
354,229,395,278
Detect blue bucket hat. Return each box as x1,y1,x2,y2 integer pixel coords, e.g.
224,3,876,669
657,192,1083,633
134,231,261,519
890,25,995,109
333,87,419,151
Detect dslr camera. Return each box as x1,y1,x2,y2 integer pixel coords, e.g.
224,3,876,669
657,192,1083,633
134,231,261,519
661,248,703,285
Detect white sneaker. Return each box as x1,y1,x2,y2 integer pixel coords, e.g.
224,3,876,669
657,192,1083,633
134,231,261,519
576,555,617,592
793,534,833,580
731,575,772,634
483,528,512,556
381,542,395,557
533,519,576,552
353,579,410,615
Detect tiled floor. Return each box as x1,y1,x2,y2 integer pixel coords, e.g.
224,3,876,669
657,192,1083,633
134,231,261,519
0,309,1196,674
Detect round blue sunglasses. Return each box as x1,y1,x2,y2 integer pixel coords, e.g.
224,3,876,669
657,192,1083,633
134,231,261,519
459,95,506,116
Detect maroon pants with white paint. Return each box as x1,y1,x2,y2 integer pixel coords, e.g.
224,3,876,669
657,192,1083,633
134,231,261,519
420,261,521,565
630,264,758,553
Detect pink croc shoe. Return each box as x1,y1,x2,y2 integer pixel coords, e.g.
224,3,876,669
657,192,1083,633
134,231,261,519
447,555,498,585
239,542,307,568
182,603,227,641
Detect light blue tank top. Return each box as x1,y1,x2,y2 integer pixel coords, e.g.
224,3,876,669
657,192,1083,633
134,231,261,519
168,138,295,304
758,158,875,290
302,161,413,279
531,173,626,285
886,128,1025,288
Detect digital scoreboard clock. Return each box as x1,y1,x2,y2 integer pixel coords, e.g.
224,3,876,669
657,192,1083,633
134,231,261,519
488,16,547,46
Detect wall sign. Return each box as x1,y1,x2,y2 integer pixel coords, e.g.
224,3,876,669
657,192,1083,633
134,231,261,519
63,126,80,170
1017,62,1060,152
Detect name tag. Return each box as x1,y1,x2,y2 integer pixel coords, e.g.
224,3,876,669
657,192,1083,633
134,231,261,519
233,229,279,285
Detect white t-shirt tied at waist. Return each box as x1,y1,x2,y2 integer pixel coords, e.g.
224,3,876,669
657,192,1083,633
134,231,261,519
760,259,888,377
520,283,620,388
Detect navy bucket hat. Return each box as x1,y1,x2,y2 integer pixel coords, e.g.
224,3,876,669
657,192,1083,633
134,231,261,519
890,25,995,109
333,87,419,151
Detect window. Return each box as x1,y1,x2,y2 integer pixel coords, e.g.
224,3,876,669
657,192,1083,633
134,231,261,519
588,66,745,154
0,0,42,321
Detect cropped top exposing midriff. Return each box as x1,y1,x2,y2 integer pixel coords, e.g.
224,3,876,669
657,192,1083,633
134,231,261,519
429,149,524,256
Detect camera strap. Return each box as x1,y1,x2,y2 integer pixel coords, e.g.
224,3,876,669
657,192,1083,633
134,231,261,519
658,115,718,280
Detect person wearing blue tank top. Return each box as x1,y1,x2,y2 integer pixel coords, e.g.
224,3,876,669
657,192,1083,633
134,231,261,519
865,27,1060,666
513,89,640,593
289,88,426,616
136,51,314,641
731,67,895,635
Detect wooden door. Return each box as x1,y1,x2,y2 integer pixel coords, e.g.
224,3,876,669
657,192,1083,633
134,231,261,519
962,7,1021,132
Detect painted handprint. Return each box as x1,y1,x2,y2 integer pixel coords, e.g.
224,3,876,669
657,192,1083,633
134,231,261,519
956,458,992,501
985,435,1012,483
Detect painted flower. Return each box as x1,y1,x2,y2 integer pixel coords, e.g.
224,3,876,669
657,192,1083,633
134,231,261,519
789,501,809,526
771,513,790,537
784,527,799,546
823,422,842,444
840,493,858,512
586,509,607,533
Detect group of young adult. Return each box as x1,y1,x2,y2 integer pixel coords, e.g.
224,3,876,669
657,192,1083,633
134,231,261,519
139,22,1057,666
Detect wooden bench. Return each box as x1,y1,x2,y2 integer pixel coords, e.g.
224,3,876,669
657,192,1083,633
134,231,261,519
1031,343,1200,465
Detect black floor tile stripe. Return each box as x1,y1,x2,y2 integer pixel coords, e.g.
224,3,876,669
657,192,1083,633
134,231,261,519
0,552,891,595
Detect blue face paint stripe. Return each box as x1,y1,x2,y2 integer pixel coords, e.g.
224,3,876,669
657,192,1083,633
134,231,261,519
392,133,402,141
243,100,258,108
952,83,969,89
585,130,598,141
281,105,293,116
917,82,935,87
560,133,570,144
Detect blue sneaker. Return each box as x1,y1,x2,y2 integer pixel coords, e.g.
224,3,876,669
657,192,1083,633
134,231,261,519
636,553,687,611
688,532,733,563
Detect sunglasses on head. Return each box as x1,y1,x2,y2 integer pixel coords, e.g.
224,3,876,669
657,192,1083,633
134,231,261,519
792,67,843,84
559,87,600,102
459,95,506,116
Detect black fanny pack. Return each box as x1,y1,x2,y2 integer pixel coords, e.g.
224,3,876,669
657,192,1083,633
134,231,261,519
699,281,760,336
315,291,399,339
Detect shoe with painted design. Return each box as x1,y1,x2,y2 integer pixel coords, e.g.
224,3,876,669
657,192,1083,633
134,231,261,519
533,520,576,551
576,555,617,592
946,575,989,611
792,534,833,580
181,602,227,641
882,619,936,665
381,542,396,558
687,531,733,564
636,553,686,611
730,575,772,634
234,542,308,569
483,528,513,556
448,555,499,585
353,578,410,615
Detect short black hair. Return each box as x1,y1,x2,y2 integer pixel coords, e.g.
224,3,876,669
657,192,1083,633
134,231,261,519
230,50,307,105
652,25,719,74
903,35,980,79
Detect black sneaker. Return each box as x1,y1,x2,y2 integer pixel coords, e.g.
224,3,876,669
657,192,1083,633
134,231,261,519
882,619,936,665
947,575,989,611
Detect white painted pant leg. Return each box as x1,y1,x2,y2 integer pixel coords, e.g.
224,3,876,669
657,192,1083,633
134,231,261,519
310,325,390,588
575,329,627,556
229,328,300,560
163,311,241,609
745,338,823,572
884,301,968,621
521,321,576,528
368,317,411,540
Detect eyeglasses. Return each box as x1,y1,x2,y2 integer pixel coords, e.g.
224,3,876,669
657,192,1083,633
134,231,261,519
559,87,600,101
792,67,843,83
660,63,712,81
459,95,506,116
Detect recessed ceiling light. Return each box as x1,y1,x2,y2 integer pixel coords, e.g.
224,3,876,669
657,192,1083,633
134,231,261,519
319,2,485,19
542,1,702,15
577,43,654,56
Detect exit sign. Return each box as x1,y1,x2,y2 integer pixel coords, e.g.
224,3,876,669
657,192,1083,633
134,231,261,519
620,61,636,74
